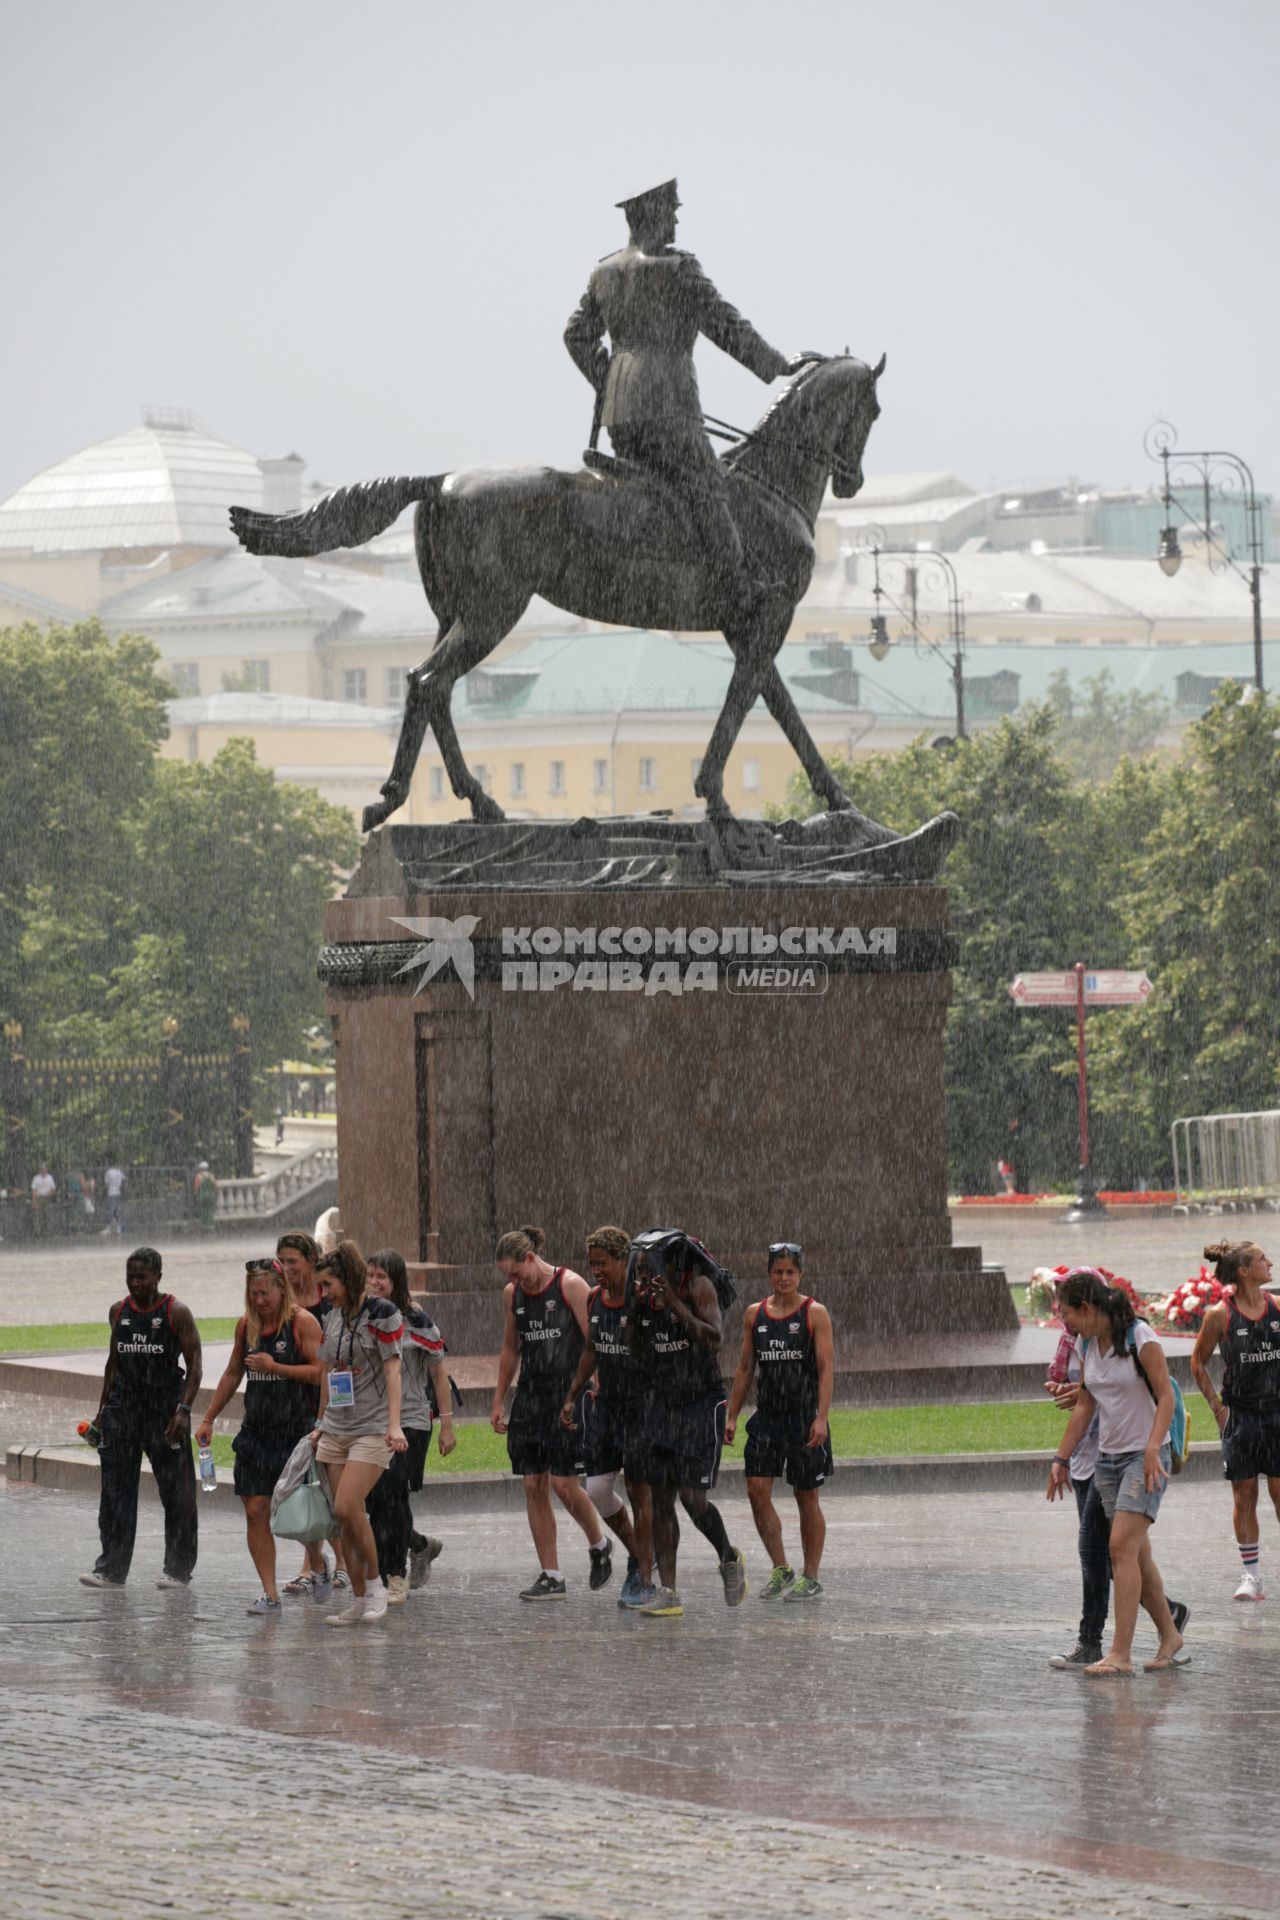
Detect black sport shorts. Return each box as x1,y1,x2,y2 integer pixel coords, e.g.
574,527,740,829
507,1399,585,1479
625,1395,726,1490
583,1391,632,1478
232,1424,314,1499
743,1410,833,1491
1222,1405,1280,1482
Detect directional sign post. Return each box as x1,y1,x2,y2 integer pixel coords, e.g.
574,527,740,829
1007,962,1153,1220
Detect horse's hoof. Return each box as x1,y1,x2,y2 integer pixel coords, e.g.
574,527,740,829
469,793,506,824
362,801,390,833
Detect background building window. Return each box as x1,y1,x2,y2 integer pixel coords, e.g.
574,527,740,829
638,757,656,791
549,760,566,794
242,660,270,692
385,666,410,705
429,767,444,800
742,757,761,791
592,758,608,793
510,762,526,797
169,662,200,696
343,668,367,704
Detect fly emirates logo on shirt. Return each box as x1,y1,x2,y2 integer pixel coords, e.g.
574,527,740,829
119,1318,169,1356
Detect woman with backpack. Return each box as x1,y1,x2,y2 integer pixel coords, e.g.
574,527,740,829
1047,1268,1186,1675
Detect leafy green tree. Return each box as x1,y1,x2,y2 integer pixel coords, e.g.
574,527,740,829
778,705,1167,1191
1088,685,1280,1163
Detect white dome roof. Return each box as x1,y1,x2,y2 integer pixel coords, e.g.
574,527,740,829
0,409,264,554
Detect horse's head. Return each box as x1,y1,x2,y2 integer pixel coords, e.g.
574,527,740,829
825,352,884,499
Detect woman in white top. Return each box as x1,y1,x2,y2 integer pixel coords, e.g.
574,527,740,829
1047,1268,1187,1676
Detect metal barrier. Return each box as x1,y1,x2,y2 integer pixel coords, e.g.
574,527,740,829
1170,1110,1280,1210
216,1144,339,1220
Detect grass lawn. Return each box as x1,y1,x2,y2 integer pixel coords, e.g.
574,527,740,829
181,1395,1212,1475
0,1319,240,1354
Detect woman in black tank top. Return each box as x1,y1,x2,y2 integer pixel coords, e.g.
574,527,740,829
1191,1239,1280,1601
196,1259,323,1612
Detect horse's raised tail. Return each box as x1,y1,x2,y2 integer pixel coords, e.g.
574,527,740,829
229,476,431,559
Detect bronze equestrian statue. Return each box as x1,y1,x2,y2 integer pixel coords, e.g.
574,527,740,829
230,180,955,873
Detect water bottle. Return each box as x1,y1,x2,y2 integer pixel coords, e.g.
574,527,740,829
77,1419,102,1449
198,1442,218,1494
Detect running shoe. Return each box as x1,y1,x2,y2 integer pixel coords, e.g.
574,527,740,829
618,1575,657,1610
1234,1571,1265,1602
1049,1641,1103,1669
639,1586,684,1618
311,1569,333,1604
361,1583,389,1623
79,1571,124,1589
247,1594,282,1615
519,1572,567,1601
760,1565,796,1601
409,1536,444,1590
588,1539,614,1591
155,1574,191,1589
386,1575,410,1606
719,1547,748,1607
1169,1599,1191,1634
282,1573,315,1597
325,1598,367,1628
783,1575,824,1602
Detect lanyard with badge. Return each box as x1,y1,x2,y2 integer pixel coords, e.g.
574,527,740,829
328,1309,362,1408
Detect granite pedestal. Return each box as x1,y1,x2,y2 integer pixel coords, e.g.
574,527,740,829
320,820,1015,1395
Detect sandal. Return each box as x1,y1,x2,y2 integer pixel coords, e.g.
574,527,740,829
1084,1660,1135,1677
1143,1650,1191,1671
282,1573,315,1596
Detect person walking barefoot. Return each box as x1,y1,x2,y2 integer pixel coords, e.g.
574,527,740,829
725,1242,833,1601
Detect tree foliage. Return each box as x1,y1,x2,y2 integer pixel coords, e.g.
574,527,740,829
0,621,358,1156
779,676,1274,1191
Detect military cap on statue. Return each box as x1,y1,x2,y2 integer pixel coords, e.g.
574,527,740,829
615,178,680,221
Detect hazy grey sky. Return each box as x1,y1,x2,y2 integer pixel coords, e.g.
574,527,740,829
4,0,1278,505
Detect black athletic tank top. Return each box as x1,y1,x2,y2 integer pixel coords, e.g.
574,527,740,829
1219,1294,1280,1410
752,1296,819,1420
107,1294,186,1415
587,1287,634,1408
243,1314,315,1433
634,1284,723,1405
512,1268,584,1406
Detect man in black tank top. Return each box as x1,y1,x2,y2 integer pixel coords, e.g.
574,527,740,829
491,1232,613,1600
1192,1242,1280,1600
80,1248,202,1590
725,1243,834,1600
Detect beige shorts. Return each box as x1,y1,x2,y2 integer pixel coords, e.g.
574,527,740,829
315,1431,391,1471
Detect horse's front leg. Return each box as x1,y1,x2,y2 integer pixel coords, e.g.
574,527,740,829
759,666,895,841
695,629,782,817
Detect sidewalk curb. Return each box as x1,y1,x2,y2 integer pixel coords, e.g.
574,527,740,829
5,1441,1225,1508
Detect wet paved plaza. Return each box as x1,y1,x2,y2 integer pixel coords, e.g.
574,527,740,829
2,1473,1277,1917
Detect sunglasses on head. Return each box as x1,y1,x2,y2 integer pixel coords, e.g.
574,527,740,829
768,1241,803,1262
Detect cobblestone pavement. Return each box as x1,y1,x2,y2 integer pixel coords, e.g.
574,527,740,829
2,1477,1277,1917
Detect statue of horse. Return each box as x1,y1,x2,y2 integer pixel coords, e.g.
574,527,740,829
231,354,951,868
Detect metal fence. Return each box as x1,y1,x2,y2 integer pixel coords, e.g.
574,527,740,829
1170,1109,1280,1208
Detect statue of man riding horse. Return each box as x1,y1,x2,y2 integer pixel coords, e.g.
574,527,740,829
231,179,956,875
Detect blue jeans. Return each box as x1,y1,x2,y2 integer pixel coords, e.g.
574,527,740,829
1074,1475,1111,1648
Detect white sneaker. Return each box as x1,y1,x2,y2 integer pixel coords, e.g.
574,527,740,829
325,1597,367,1627
386,1574,409,1605
1234,1570,1265,1602
360,1583,389,1624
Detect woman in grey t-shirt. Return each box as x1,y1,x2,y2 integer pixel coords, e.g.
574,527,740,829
310,1242,405,1627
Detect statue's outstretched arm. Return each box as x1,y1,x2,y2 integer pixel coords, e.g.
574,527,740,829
688,259,790,383
564,285,609,391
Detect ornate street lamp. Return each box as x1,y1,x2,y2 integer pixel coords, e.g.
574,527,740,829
860,530,967,738
1145,419,1266,689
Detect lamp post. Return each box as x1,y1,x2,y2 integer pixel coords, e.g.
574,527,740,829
1145,419,1266,692
861,530,967,739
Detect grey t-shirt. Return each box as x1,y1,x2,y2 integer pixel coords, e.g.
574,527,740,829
319,1297,403,1436
400,1305,446,1432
